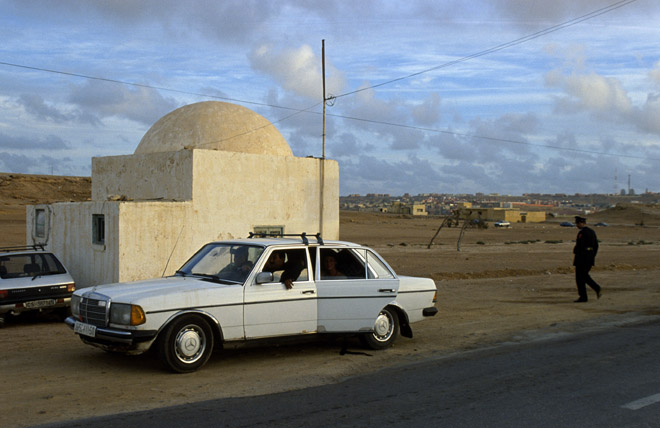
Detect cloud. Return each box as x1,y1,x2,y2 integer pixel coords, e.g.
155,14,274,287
0,132,69,150
341,154,446,194
339,87,444,151
68,80,178,125
0,152,78,175
548,71,632,117
486,0,641,25
651,61,660,86
5,0,288,45
411,93,442,126
633,93,660,135
249,43,346,100
547,67,660,136
18,94,100,126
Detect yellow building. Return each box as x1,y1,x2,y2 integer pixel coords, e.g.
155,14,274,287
458,208,545,223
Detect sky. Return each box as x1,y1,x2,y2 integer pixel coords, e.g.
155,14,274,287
1,0,659,196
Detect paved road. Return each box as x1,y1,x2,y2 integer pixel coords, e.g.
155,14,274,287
40,319,660,428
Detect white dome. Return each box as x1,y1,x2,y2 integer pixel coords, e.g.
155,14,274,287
135,101,293,157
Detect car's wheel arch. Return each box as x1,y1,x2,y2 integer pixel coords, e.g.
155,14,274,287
158,310,224,349
387,303,412,338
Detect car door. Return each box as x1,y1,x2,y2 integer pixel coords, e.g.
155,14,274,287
316,247,399,333
243,247,317,338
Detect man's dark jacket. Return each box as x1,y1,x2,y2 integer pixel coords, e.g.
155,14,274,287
573,226,599,267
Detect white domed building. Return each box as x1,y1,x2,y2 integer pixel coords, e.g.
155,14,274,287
27,101,339,287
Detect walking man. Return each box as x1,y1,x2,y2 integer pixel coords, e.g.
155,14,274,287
573,216,602,302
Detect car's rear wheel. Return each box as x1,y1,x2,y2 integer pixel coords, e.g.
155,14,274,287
158,314,214,373
360,307,399,350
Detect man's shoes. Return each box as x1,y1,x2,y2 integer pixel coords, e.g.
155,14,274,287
574,298,588,303
597,289,602,299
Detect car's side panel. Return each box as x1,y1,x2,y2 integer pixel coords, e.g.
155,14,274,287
243,280,317,338
316,277,398,332
132,283,246,340
395,276,437,323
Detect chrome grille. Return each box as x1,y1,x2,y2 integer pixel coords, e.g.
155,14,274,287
79,296,108,327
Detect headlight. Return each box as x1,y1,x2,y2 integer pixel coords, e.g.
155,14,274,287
109,303,146,326
70,295,80,316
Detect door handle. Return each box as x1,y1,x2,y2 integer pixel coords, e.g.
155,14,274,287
379,289,395,293
302,290,315,295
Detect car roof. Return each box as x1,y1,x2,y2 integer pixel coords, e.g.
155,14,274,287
205,237,362,249
0,245,51,256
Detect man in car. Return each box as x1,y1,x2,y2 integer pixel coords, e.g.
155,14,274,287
263,250,306,289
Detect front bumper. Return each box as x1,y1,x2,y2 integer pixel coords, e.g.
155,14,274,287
65,316,158,353
1,297,70,317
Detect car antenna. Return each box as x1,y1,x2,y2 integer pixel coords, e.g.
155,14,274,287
162,225,185,277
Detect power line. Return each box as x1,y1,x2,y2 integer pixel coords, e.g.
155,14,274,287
0,0,644,163
323,112,659,162
332,0,637,99
0,60,305,114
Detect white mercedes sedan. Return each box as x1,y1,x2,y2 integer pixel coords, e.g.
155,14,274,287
66,234,438,373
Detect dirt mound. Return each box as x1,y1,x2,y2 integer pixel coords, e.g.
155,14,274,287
0,173,91,205
591,203,660,226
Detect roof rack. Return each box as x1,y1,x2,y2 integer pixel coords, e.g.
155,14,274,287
0,244,46,253
248,232,324,246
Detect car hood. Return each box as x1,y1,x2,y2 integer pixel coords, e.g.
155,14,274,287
76,276,240,306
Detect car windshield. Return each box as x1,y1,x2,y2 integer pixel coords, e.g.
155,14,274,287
0,253,67,279
177,244,264,284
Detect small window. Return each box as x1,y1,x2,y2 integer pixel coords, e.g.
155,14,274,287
92,214,105,245
35,209,46,238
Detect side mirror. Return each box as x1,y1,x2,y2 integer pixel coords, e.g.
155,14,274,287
256,271,274,284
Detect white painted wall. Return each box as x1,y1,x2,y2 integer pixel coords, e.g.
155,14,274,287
92,150,194,202
27,149,339,287
27,201,120,287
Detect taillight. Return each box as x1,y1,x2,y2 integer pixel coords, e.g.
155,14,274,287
0,290,7,299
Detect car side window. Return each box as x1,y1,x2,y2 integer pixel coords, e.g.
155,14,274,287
335,249,395,280
262,248,309,283
333,249,366,279
320,249,347,280
365,250,395,279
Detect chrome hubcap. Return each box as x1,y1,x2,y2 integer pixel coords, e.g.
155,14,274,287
174,325,206,363
373,311,393,341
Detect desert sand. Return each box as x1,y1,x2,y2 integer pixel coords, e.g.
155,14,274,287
1,173,659,427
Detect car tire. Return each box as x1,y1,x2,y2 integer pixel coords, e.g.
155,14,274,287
158,314,214,373
360,307,399,350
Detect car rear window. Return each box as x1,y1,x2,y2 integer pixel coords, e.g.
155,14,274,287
0,253,67,279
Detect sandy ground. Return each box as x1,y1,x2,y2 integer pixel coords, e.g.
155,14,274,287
1,176,659,427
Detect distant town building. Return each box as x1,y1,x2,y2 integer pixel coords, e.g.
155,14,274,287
389,201,428,216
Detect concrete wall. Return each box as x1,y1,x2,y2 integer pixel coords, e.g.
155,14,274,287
27,202,120,287
27,149,339,287
191,150,338,244
116,201,193,281
92,150,194,202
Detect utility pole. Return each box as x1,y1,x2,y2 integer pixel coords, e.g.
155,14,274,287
319,40,326,237
322,39,326,160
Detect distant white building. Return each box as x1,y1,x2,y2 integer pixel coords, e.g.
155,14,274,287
27,101,339,287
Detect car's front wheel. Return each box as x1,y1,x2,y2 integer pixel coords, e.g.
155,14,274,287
158,314,214,373
360,307,399,350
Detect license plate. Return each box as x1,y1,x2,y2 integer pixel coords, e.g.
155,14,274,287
23,299,57,309
74,321,97,337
